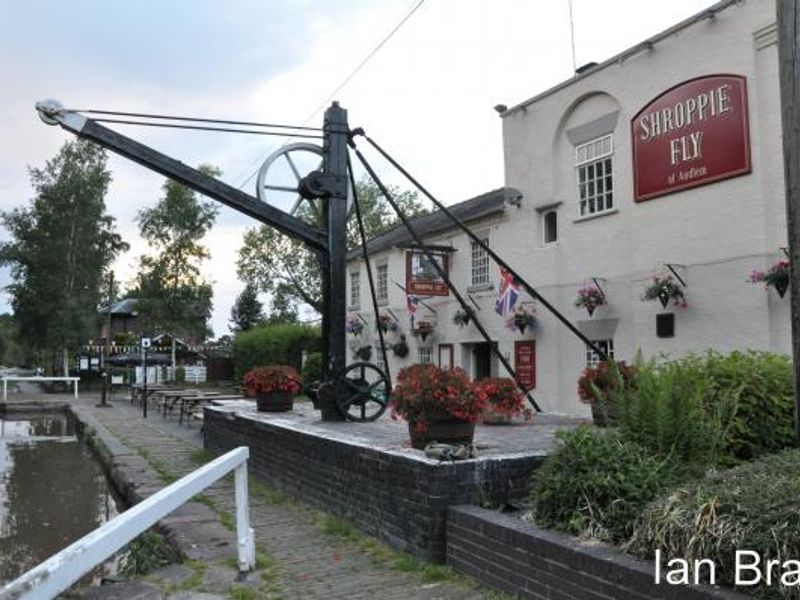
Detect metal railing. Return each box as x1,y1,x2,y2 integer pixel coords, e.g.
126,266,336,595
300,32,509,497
1,447,255,600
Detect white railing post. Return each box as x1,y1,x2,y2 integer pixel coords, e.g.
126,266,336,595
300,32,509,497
234,461,255,572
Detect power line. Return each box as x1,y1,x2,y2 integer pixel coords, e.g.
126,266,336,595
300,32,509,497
235,0,427,191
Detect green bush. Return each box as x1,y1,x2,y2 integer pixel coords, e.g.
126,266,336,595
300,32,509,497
529,427,677,544
613,357,731,471
301,351,324,383
628,447,800,598
232,323,321,380
700,350,794,464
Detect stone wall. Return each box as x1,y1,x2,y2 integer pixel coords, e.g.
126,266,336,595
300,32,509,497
204,408,544,562
447,505,745,600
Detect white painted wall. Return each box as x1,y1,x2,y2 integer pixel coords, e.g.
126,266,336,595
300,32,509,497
346,0,790,416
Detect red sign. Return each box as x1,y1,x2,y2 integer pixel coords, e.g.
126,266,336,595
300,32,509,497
405,250,449,296
514,340,536,390
631,74,751,202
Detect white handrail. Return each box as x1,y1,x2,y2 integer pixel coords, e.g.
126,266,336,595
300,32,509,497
1,447,255,600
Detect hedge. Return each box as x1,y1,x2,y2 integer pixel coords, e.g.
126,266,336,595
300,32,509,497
232,323,321,380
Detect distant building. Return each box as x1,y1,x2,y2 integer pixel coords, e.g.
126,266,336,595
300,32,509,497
345,0,789,416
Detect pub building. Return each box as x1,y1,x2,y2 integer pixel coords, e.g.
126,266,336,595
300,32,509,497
345,0,789,416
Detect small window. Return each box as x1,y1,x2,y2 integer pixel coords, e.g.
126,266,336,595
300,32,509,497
471,237,490,286
656,313,675,338
576,134,614,217
376,264,388,303
418,347,433,364
543,210,558,244
349,271,360,308
585,339,614,368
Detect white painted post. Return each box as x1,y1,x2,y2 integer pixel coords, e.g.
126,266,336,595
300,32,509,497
234,461,255,572
74,379,79,399
3,379,6,400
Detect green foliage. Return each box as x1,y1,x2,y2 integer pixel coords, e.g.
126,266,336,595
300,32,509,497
613,357,731,471
301,352,323,382
237,177,428,315
0,139,128,371
119,530,170,576
529,427,676,544
699,350,794,463
132,165,219,342
232,323,321,379
229,282,264,333
628,447,800,597
614,351,794,467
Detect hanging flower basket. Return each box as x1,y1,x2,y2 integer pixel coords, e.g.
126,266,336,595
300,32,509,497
452,308,473,327
346,316,365,336
749,260,790,298
391,335,409,358
506,305,536,335
354,345,372,361
574,285,606,317
641,275,686,309
378,313,399,333
413,320,434,341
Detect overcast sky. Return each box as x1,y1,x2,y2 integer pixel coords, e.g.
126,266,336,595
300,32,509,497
0,0,716,338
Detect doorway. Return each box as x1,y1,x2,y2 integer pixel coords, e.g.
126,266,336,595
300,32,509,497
472,342,497,381
438,344,454,369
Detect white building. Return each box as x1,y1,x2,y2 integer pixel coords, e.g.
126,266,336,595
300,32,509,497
346,0,790,416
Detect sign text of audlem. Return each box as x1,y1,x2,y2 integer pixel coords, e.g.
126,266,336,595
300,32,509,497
631,74,751,202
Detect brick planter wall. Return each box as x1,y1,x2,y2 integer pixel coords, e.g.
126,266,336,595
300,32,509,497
204,408,545,562
447,506,745,600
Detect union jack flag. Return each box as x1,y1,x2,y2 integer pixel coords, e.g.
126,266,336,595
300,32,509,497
407,294,419,314
495,267,519,316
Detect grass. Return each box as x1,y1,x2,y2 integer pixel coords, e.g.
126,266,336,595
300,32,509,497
189,448,215,466
320,515,463,584
249,477,289,505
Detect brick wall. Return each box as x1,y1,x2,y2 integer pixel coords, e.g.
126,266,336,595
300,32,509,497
447,505,745,600
204,408,543,562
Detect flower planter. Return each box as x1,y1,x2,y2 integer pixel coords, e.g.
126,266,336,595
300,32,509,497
482,408,513,425
256,391,294,412
408,413,475,449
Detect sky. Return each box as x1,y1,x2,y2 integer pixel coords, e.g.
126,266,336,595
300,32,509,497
0,0,718,338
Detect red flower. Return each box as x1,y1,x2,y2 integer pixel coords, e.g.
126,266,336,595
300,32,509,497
243,365,302,397
474,377,532,420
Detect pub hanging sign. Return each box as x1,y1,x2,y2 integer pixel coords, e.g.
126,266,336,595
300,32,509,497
631,74,751,202
405,249,450,296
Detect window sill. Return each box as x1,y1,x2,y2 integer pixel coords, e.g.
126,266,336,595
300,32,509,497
467,282,494,293
347,305,360,312
538,241,561,250
573,208,618,223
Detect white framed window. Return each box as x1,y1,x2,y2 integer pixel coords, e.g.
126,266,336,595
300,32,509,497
376,264,388,303
349,271,360,308
418,347,433,364
586,339,614,369
543,210,558,244
471,237,490,286
576,134,614,217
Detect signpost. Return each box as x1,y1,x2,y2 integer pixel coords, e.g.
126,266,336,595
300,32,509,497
405,250,450,296
141,337,151,419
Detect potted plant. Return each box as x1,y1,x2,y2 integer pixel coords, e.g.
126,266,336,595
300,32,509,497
378,313,399,333
577,360,636,426
390,364,485,449
346,316,365,336
413,320,434,341
574,284,605,317
243,365,302,412
474,377,533,424
452,308,473,327
749,260,790,298
641,275,687,309
354,345,372,361
391,335,409,358
510,306,536,334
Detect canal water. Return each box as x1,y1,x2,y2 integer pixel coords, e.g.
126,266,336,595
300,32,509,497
0,411,122,586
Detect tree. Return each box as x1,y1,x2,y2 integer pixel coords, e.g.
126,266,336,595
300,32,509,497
131,166,219,367
237,177,428,315
229,283,264,332
0,140,128,373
